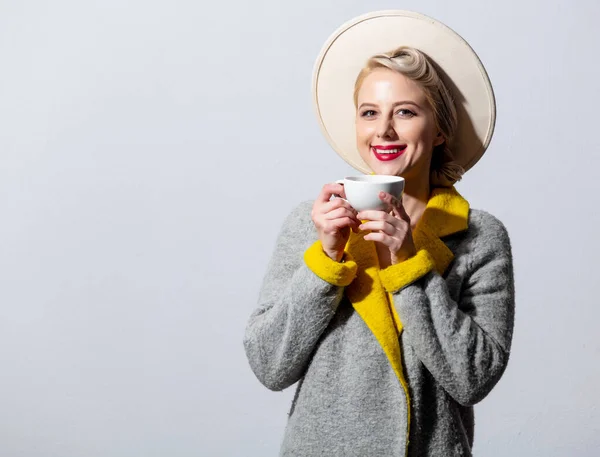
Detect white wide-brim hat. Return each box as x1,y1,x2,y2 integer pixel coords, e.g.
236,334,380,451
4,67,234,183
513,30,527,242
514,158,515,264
312,10,496,174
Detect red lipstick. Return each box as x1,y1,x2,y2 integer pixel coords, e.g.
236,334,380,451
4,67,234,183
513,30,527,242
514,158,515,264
372,145,406,161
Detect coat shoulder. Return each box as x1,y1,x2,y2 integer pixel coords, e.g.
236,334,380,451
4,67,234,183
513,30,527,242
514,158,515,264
462,208,513,267
467,208,511,245
272,200,318,252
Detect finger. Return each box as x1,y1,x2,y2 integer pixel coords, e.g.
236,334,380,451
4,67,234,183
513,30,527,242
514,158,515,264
320,197,357,216
356,210,401,229
379,192,411,223
394,196,410,221
363,231,403,250
316,183,347,203
355,209,389,221
379,191,396,205
358,220,396,236
363,231,392,246
324,207,360,222
378,192,399,213
328,217,360,232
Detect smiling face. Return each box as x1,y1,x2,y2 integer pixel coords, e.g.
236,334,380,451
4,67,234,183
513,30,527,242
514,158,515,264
355,67,444,180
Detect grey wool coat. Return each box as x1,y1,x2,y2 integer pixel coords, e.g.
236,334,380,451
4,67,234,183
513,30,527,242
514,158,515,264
243,187,515,456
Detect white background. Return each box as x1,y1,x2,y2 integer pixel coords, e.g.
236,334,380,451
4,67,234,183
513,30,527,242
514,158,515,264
1,0,599,455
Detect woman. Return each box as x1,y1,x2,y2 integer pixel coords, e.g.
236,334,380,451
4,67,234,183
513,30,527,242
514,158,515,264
244,11,514,457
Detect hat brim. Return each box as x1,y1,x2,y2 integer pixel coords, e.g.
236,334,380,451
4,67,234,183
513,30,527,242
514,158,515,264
312,10,496,174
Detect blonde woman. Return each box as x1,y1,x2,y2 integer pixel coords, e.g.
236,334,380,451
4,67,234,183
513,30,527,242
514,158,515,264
244,11,514,457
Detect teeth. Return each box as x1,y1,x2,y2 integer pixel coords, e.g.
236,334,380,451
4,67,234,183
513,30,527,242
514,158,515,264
375,148,402,154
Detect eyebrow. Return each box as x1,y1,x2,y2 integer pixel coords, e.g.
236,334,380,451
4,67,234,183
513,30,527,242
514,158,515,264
358,101,421,110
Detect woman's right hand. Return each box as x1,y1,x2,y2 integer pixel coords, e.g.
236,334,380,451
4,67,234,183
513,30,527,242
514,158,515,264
311,183,360,262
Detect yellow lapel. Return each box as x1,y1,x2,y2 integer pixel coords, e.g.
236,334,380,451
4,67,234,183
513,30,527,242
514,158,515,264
344,186,470,385
413,186,470,275
344,230,405,380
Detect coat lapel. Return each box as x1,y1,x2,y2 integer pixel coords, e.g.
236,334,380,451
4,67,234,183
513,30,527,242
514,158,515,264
344,186,470,385
413,186,470,275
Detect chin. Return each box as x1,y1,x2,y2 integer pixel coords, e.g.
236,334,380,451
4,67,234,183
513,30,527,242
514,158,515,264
368,163,405,176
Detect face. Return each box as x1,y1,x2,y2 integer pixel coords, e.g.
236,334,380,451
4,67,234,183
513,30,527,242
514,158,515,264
355,68,444,180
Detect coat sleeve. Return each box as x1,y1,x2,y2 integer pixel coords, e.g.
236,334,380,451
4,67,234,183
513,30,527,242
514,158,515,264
392,213,515,406
243,201,357,391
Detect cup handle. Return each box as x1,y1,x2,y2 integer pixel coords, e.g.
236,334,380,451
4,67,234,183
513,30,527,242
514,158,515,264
332,179,349,203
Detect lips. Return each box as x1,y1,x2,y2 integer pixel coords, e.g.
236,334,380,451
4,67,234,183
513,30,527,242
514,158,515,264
372,145,407,162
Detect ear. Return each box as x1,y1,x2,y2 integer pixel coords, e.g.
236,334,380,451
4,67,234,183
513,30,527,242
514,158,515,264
433,132,445,147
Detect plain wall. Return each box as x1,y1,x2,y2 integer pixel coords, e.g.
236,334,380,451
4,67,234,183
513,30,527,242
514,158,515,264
1,0,599,455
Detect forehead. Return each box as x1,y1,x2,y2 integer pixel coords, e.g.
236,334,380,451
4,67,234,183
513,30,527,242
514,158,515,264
357,68,427,104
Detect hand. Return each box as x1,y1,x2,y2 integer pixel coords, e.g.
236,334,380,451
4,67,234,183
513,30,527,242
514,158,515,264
357,192,417,267
311,183,361,262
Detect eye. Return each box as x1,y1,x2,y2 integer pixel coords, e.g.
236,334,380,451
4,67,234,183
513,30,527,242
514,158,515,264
360,109,377,118
396,108,416,118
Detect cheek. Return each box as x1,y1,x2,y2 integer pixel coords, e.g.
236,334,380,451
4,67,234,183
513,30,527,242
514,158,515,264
356,122,376,143
397,119,435,143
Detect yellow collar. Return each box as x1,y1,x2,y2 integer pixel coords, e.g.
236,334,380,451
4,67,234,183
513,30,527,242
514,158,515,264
412,186,470,275
416,186,469,237
343,186,470,399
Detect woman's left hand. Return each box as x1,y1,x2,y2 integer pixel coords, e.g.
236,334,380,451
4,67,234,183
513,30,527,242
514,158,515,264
356,192,417,267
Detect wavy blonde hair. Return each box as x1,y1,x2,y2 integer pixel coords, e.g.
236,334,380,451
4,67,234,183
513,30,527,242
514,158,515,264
354,46,465,187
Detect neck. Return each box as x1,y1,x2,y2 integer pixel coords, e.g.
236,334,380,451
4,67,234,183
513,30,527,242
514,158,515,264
402,174,431,230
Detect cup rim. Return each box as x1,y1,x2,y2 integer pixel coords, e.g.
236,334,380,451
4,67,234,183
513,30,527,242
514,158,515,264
344,175,404,184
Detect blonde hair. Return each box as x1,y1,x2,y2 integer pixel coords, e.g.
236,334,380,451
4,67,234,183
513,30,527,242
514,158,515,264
354,46,465,187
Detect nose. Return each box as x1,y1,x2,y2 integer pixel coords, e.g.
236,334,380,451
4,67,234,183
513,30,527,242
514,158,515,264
376,116,396,139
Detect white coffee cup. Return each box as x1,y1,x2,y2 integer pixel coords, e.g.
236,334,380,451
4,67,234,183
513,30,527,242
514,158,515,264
334,175,405,212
